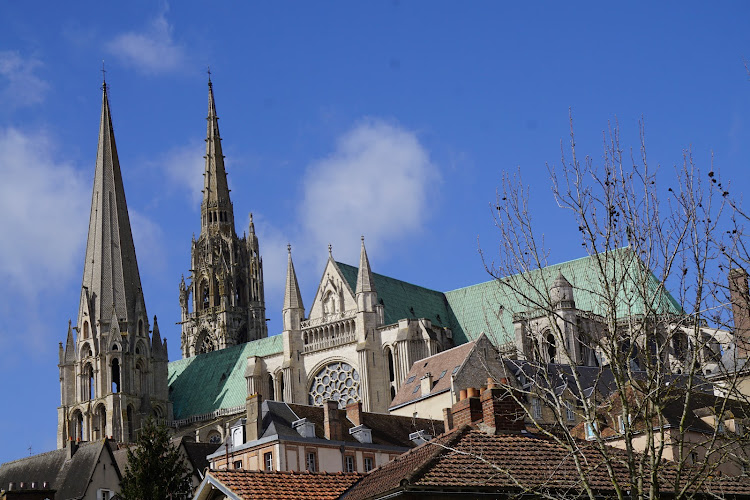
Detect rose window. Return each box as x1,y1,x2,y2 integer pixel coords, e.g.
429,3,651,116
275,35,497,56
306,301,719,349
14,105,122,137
308,362,361,408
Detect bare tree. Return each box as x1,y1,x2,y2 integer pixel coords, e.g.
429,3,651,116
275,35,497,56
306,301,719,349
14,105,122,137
480,115,750,499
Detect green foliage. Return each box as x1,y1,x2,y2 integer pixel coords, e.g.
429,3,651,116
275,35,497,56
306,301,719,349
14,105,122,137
120,418,192,500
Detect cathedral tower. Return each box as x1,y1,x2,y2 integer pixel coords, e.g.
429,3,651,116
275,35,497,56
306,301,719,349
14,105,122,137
58,82,170,448
179,78,267,357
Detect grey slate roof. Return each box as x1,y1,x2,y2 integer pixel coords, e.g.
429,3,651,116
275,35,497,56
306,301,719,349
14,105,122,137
0,440,119,499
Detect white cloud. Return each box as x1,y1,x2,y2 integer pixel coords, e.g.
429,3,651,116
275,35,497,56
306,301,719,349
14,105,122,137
130,209,166,280
0,128,88,296
160,140,205,203
106,11,188,75
0,51,49,108
300,119,439,265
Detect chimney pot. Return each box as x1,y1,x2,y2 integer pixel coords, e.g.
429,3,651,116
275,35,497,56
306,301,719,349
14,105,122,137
467,387,479,398
459,389,467,401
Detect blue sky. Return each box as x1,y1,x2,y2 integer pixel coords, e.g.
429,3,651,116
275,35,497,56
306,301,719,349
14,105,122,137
1,2,749,463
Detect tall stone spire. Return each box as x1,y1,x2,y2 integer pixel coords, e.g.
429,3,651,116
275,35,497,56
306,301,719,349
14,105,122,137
80,82,146,325
283,245,304,312
181,78,268,357
58,81,171,449
201,78,234,236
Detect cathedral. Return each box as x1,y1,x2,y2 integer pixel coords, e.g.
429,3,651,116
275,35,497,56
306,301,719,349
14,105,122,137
58,78,707,447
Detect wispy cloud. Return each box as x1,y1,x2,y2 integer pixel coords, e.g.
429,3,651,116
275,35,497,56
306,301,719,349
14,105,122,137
160,140,205,203
130,209,167,281
106,10,188,75
300,118,439,265
0,51,49,108
0,128,88,296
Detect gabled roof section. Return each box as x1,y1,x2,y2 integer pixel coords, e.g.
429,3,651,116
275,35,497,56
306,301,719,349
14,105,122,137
337,263,452,328
342,425,750,499
389,341,476,409
80,83,145,326
0,439,119,499
201,469,364,500
444,248,683,345
168,335,283,419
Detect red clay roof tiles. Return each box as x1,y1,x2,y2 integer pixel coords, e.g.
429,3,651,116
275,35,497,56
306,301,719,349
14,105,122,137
209,469,364,500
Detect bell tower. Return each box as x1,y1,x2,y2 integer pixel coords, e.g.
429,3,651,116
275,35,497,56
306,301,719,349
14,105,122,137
180,77,268,358
58,80,171,448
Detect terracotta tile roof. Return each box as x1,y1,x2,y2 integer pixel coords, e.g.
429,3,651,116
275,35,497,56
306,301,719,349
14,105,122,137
343,425,750,499
389,341,476,409
208,469,364,500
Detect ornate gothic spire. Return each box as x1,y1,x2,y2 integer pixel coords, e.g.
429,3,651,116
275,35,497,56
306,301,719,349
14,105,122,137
283,245,304,312
356,236,376,294
79,83,146,326
201,78,234,234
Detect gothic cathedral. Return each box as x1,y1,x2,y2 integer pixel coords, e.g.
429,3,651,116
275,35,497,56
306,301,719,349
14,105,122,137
178,79,267,358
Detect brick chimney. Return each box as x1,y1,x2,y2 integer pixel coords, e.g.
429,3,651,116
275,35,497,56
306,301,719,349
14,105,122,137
324,400,344,441
245,393,263,442
346,401,363,426
450,388,483,429
730,268,750,358
442,407,454,433
480,378,525,433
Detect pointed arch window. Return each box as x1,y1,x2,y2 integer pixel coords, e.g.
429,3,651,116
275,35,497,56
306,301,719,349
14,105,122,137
386,347,395,383
82,321,89,339
84,363,94,401
546,333,557,363
201,281,210,310
71,410,84,442
96,405,106,439
111,358,120,393
268,373,275,401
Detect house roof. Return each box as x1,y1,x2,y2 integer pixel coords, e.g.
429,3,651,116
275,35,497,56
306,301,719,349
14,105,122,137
168,335,283,419
202,469,364,500
388,341,476,409
574,385,750,440
0,440,119,499
342,425,750,500
213,401,443,454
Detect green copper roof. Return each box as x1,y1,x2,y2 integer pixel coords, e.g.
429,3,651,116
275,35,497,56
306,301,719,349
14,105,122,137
337,262,453,329
168,335,283,420
444,248,683,346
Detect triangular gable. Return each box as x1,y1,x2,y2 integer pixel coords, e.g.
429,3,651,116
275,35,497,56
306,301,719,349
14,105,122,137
307,259,358,322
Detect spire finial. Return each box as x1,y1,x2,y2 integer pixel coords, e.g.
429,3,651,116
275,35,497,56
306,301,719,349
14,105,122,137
287,243,291,254
328,244,333,257
361,235,365,244
207,66,212,86
101,61,107,91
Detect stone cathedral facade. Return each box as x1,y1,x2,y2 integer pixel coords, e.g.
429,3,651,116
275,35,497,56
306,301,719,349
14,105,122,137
59,78,708,448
